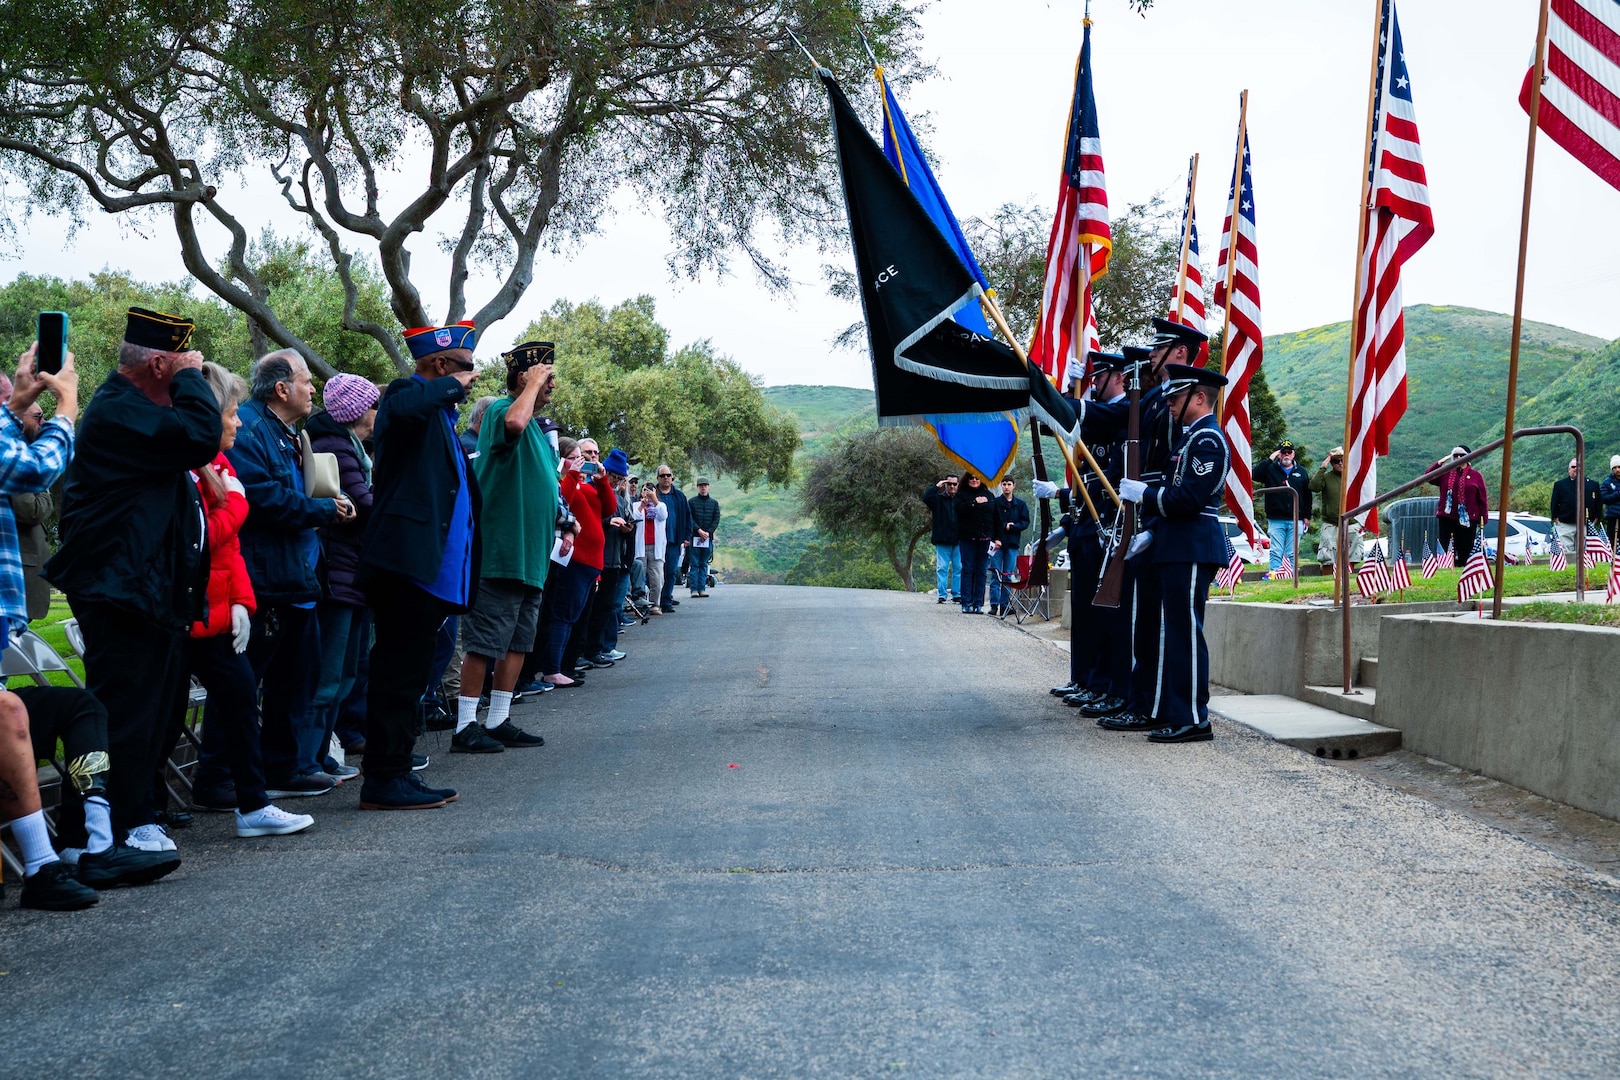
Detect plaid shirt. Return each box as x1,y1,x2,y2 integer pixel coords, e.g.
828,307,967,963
0,405,73,636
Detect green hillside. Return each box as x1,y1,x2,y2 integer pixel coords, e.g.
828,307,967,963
707,384,874,580
1264,305,1608,489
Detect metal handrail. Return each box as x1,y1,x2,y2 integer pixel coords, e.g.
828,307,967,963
1252,484,1301,587
1336,425,1584,694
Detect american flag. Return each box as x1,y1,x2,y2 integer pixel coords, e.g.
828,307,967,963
1214,108,1264,557
1438,540,1456,570
1391,549,1412,591
1521,0,1620,192
1608,558,1620,604
1169,158,1208,357
1276,552,1294,579
1343,0,1434,536
1457,530,1494,603
1584,519,1613,569
1548,524,1568,572
1029,19,1110,391
1356,546,1392,598
1420,539,1440,579
1215,535,1245,594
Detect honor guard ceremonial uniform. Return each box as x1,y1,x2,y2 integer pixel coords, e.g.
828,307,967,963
1043,353,1130,709
1102,362,1230,743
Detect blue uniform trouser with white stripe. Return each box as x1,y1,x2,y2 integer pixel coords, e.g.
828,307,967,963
1133,562,1216,727
1072,536,1132,695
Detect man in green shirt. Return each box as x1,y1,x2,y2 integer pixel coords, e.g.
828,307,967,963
1310,446,1363,591
452,342,564,754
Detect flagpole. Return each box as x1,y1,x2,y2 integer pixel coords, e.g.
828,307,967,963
1336,0,1385,609
1217,91,1249,418
1491,0,1553,619
1174,153,1199,324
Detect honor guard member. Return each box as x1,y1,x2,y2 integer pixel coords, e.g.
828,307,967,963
1074,320,1209,724
1101,363,1230,743
1042,352,1128,705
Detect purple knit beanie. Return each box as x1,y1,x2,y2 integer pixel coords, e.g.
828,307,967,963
324,372,380,424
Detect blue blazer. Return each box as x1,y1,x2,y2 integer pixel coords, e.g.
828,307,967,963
1139,414,1230,566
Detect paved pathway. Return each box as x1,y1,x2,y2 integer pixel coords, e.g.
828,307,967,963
6,585,1620,1077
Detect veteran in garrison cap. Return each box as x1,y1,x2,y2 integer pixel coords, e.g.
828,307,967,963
47,306,222,854
1101,362,1229,744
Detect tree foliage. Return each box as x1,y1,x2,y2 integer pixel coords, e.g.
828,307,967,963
798,424,951,589
0,0,925,376
503,296,799,489
784,535,905,590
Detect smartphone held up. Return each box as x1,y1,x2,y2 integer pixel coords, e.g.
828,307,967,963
36,311,69,376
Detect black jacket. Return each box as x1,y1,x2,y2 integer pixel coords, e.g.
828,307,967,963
994,493,1031,546
359,375,482,607
953,482,997,540
601,489,635,571
1252,457,1313,523
307,409,374,607
922,484,958,545
46,367,221,631
689,493,721,538
1551,475,1600,525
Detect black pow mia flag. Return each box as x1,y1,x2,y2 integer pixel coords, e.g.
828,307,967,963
821,71,1038,427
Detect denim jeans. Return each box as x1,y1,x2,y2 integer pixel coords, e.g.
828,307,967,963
687,543,713,593
989,545,1019,605
1266,520,1297,572
935,543,962,599
605,567,633,646
311,602,368,767
661,545,684,608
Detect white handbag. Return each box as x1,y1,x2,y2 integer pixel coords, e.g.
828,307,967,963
300,430,341,499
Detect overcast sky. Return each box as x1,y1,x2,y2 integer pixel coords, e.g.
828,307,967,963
5,0,1616,388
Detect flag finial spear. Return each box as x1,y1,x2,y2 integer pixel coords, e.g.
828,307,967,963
784,28,825,73
856,24,879,71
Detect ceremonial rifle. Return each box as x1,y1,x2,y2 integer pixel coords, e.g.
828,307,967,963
1092,360,1140,609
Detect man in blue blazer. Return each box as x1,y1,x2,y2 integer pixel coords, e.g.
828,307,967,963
357,321,482,810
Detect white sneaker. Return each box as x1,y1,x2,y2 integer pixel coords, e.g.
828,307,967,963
235,804,315,838
126,823,178,852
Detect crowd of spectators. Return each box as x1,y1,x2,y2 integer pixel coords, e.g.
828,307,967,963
0,309,720,911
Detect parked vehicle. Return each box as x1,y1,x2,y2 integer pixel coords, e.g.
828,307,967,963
1220,516,1266,564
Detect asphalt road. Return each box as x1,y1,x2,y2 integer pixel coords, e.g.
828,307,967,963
5,585,1620,1078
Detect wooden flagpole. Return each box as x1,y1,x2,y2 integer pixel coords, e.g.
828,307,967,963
1335,0,1386,608
1491,0,1553,619
1174,153,1199,324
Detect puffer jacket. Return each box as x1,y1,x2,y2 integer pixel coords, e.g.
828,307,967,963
954,481,997,540
306,409,374,606
190,453,256,639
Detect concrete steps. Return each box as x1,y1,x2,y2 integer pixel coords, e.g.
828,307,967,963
1359,656,1379,688
1210,695,1401,759
1302,683,1377,722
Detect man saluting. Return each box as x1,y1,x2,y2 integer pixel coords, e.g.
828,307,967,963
1102,363,1230,744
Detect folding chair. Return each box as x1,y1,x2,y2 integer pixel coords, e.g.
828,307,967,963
0,634,71,882
994,552,1051,624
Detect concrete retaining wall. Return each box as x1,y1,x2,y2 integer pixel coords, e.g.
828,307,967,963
1203,599,1461,697
1377,615,1620,821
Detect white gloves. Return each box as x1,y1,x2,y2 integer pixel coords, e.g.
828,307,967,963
1119,478,1148,504
1127,530,1153,560
230,604,252,654
1032,479,1059,500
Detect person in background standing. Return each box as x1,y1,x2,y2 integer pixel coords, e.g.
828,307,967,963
1252,440,1312,575
988,476,1030,618
687,477,720,598
1430,446,1488,562
654,465,690,613
1550,456,1601,555
1600,455,1620,551
953,472,996,615
922,475,961,605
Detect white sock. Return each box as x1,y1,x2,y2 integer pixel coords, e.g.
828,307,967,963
10,809,60,876
484,690,513,729
85,795,113,854
456,695,480,734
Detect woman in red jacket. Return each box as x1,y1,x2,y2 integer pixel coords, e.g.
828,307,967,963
1431,445,1489,563
185,363,314,838
536,436,616,686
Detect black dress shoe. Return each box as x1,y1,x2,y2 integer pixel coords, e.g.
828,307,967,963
1050,682,1083,697
155,809,194,829
1098,712,1158,731
21,861,99,910
1147,723,1214,743
76,845,181,889
1063,690,1102,708
1079,694,1128,718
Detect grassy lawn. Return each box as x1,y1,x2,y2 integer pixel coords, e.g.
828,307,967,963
1498,602,1620,628
1225,564,1607,605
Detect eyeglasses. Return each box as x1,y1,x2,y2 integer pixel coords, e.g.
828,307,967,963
582,449,600,457
657,472,672,478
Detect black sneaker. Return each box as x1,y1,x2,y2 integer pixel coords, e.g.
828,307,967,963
487,721,544,748
76,845,181,889
265,772,336,798
407,772,459,804
359,774,446,811
411,753,430,771
21,861,99,910
574,657,601,670
451,726,505,754
937,596,948,604
190,785,238,812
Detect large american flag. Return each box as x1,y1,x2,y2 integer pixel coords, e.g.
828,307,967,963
1029,19,1111,390
1343,0,1434,535
1522,0,1620,192
1213,113,1263,555
1457,530,1494,602
1169,159,1208,350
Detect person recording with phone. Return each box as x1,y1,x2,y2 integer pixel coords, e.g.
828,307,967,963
633,481,668,614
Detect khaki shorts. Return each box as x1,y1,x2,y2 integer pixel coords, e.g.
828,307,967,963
1317,520,1364,565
